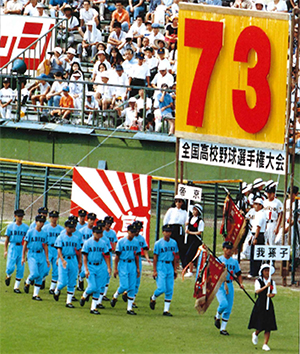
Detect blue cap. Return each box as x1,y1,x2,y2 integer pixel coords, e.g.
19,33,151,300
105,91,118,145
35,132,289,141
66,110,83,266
152,23,160,28
116,64,123,71
62,86,69,92
36,73,48,79
157,48,165,55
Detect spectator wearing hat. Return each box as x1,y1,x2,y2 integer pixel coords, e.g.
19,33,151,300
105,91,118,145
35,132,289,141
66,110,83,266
263,183,283,245
150,224,179,317
165,15,178,46
29,207,50,229
23,0,39,16
254,0,265,10
157,83,174,135
57,5,79,46
127,51,150,98
248,178,266,207
69,70,84,110
156,46,170,69
76,209,88,231
0,78,14,119
84,92,99,124
107,21,127,56
163,195,187,267
79,225,111,315
3,0,23,14
248,264,277,352
148,23,164,47
119,32,138,54
119,96,139,129
48,47,64,78
42,211,64,294
232,0,253,8
36,3,49,16
184,203,204,277
53,220,82,308
50,86,74,121
95,71,115,113
61,47,81,74
92,50,111,82
214,241,244,335
249,197,266,278
110,223,140,315
77,20,103,61
151,62,173,107
236,182,252,214
110,2,130,33
4,209,29,293
79,0,99,37
110,64,128,105
49,0,67,18
22,215,50,301
126,0,145,23
122,48,138,77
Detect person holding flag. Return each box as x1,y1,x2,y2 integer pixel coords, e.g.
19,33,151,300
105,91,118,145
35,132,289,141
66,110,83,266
248,264,277,351
214,241,244,335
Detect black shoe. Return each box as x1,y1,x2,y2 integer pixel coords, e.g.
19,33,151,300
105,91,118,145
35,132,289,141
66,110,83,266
102,295,109,301
132,303,138,308
14,289,21,294
86,294,90,302
97,303,105,309
24,283,30,294
127,310,137,315
77,280,84,291
66,303,75,308
32,296,42,301
72,296,78,302
49,289,54,295
110,297,117,307
53,290,60,301
40,280,45,290
214,316,221,329
163,311,173,317
30,280,34,286
122,292,128,302
80,296,86,307
5,277,11,286
90,309,100,315
150,297,156,310
220,330,229,336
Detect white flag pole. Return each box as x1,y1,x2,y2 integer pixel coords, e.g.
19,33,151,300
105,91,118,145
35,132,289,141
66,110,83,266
266,260,272,310
184,198,190,244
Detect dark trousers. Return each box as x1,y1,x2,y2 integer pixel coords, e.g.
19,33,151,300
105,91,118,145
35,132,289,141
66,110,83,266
171,224,188,268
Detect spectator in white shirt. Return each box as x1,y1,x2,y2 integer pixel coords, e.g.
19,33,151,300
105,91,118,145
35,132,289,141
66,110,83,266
95,71,114,110
23,0,39,16
110,64,129,104
3,0,23,14
30,74,51,110
57,5,79,46
129,15,146,47
46,71,67,107
151,61,174,102
85,92,99,124
36,3,49,16
122,48,138,77
149,23,164,48
267,0,287,11
77,21,102,61
107,21,127,56
0,78,14,119
92,51,111,81
127,51,150,98
118,32,138,54
79,0,99,37
121,96,139,129
69,71,84,109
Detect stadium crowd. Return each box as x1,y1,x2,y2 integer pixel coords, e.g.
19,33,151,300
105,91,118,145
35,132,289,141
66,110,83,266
0,0,298,135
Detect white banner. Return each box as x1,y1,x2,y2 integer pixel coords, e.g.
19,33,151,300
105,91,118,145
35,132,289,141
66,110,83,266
254,245,290,261
179,139,286,175
0,15,56,71
177,184,202,202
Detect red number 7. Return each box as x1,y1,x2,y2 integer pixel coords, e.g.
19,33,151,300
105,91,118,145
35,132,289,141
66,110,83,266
185,19,223,128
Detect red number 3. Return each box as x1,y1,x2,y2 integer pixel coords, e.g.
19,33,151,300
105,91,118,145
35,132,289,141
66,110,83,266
232,26,271,134
185,20,271,134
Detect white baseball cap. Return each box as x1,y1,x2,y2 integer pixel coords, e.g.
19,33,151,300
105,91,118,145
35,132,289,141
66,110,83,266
253,197,264,206
67,47,76,55
54,47,62,55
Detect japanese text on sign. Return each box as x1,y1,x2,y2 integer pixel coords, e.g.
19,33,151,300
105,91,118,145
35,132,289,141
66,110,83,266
254,245,290,261
177,184,202,202
179,139,285,175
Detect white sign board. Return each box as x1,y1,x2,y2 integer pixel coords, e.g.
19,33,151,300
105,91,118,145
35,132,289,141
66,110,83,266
254,245,290,261
179,139,286,175
177,184,202,202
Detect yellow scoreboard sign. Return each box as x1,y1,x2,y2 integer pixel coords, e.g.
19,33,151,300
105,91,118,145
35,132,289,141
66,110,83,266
176,4,290,150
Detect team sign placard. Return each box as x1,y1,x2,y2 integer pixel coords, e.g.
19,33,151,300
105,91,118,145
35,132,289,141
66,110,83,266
254,245,290,261
176,4,289,150
179,138,286,175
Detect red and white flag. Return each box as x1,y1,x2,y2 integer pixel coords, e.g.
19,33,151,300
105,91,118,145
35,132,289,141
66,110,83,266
71,167,152,245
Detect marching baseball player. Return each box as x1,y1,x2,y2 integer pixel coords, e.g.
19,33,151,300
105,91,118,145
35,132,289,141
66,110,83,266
4,209,29,293
29,207,49,230
150,224,179,316
80,225,111,314
76,209,87,231
42,210,64,294
22,215,50,301
53,220,82,308
110,223,140,315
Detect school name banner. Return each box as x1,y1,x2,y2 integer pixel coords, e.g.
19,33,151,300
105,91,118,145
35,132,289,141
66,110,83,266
179,138,286,175
71,167,152,245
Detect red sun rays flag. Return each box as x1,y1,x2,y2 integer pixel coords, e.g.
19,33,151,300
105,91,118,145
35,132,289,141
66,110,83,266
192,245,226,314
71,167,152,245
220,194,248,251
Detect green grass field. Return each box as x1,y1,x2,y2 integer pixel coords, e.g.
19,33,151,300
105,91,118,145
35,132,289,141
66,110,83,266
0,244,299,354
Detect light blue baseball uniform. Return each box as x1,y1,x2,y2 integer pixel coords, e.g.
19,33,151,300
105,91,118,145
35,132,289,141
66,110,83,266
76,222,87,231
79,226,94,279
5,222,29,280
55,232,81,293
153,238,178,301
25,228,47,285
82,237,109,299
43,223,64,281
115,237,140,299
103,229,116,287
134,234,149,296
216,255,241,321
